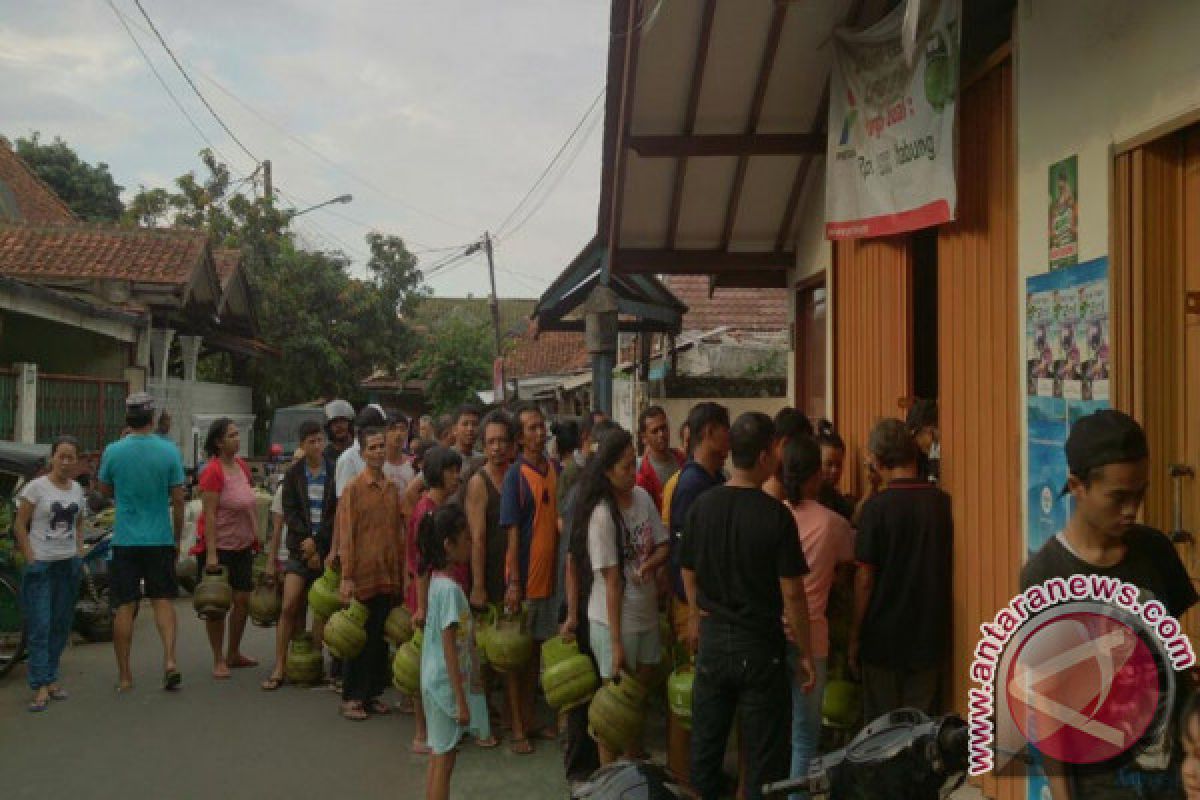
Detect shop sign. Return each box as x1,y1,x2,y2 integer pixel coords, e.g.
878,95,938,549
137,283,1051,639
825,0,960,239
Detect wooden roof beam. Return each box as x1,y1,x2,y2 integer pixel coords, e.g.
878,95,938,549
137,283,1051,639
631,133,823,158
666,0,716,249
615,248,792,274
720,2,789,251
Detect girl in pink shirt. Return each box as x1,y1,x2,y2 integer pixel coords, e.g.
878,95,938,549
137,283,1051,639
782,435,855,788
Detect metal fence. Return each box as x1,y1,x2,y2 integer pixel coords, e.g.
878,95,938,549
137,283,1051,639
35,374,127,453
0,369,14,440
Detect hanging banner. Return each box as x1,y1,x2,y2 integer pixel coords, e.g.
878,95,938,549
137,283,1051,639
1022,256,1109,800
825,0,961,240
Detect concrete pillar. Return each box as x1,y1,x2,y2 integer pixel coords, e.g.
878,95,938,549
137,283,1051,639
148,327,176,381
178,335,202,383
13,362,37,444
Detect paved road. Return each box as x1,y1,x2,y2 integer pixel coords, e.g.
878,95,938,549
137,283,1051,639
0,599,569,799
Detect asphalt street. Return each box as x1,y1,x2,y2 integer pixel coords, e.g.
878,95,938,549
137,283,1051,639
1,598,569,799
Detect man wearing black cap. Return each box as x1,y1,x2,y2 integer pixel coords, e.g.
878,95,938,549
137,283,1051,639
98,392,187,691
1021,409,1197,800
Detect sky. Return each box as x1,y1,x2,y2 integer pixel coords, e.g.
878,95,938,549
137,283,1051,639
0,0,610,298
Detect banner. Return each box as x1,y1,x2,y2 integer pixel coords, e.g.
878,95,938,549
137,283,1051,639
1022,256,1109,800
825,0,961,239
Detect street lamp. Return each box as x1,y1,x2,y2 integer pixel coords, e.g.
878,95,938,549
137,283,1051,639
291,194,353,217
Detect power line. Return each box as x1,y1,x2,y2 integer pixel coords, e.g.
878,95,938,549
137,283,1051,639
132,0,260,165
495,107,602,245
493,88,604,238
105,0,244,172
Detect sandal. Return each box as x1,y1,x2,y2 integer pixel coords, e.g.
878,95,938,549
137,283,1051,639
28,695,50,713
509,737,534,755
260,676,284,691
47,687,69,701
365,699,391,715
228,655,259,668
476,735,500,749
341,701,368,721
163,669,182,691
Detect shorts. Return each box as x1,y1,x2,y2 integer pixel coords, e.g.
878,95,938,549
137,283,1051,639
283,559,321,586
526,596,560,642
194,548,254,592
589,620,662,680
111,545,179,607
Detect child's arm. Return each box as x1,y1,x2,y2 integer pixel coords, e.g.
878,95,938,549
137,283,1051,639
441,621,469,723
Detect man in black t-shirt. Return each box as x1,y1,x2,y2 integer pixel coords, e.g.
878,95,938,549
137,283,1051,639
850,418,953,721
680,412,813,800
1020,410,1197,800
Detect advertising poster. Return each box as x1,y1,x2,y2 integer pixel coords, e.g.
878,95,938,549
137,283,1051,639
1023,256,1109,799
825,0,961,239
1049,155,1079,269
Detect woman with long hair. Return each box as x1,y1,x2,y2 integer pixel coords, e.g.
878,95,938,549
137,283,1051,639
191,417,260,679
568,426,669,764
814,419,856,522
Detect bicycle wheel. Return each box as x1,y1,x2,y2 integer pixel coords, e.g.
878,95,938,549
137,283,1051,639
0,574,26,678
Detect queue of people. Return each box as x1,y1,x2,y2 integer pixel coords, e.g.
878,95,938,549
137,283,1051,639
16,387,1199,800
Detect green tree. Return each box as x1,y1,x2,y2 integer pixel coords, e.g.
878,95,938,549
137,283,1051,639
405,310,493,414
127,150,428,439
14,132,124,221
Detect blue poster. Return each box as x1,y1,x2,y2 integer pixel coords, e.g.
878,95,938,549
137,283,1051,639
1023,257,1109,799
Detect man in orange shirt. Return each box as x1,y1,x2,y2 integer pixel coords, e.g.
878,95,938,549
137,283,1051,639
499,402,559,753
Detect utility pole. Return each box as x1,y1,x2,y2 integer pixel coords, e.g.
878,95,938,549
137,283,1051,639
261,159,272,203
483,232,505,404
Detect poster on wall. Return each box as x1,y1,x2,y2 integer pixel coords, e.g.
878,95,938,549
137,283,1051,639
1048,155,1079,269
1023,256,1109,800
825,0,961,240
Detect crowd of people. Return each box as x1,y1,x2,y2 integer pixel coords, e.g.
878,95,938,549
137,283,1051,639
10,387,1199,800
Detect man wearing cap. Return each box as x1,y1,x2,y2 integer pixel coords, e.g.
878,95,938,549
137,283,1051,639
97,393,187,691
323,399,356,465
1021,410,1197,800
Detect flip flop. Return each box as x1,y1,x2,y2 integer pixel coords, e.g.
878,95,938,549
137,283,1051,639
163,669,182,691
509,737,534,755
341,702,368,721
476,735,500,749
47,687,69,701
260,676,284,691
28,696,50,713
365,699,392,715
228,656,259,668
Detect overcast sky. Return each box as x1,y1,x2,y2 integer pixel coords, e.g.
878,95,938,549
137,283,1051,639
0,0,609,297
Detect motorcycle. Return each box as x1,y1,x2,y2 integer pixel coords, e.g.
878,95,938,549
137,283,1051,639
762,709,968,800
73,525,115,643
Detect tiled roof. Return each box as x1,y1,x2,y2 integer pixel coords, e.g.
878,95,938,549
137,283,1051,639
411,295,537,338
0,139,77,224
0,223,209,285
663,274,789,333
213,248,242,287
504,330,590,379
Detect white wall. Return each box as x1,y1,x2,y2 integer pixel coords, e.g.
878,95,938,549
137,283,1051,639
149,378,254,467
1016,0,1200,275
1014,0,1200,544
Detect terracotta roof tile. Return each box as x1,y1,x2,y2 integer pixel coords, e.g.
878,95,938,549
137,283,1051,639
504,331,590,379
663,274,789,333
0,223,209,285
0,139,77,224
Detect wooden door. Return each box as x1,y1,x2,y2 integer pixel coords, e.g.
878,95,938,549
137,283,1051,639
831,237,913,499
1181,131,1200,553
